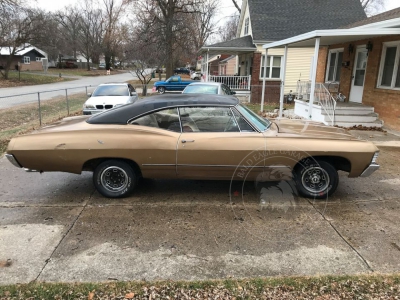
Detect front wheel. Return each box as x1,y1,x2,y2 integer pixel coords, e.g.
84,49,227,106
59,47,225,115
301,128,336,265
93,160,137,198
158,87,165,94
294,159,338,199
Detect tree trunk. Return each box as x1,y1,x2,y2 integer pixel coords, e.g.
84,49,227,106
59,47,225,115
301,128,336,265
142,84,147,96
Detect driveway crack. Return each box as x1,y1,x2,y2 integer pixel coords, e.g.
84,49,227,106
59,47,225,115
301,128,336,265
32,188,96,282
307,199,374,272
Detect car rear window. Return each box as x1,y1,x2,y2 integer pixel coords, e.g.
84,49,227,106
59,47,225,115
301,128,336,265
92,85,129,96
183,85,218,94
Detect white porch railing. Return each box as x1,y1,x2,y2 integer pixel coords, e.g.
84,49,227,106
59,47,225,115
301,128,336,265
317,83,337,126
296,80,337,126
208,75,251,90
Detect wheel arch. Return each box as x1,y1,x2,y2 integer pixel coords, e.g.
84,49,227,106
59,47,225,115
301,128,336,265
294,155,351,173
82,157,142,177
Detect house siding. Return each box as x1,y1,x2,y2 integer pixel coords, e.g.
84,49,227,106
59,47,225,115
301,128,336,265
327,35,400,130
250,46,315,103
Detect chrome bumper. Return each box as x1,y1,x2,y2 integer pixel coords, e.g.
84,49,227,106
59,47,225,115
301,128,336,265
5,154,22,168
360,163,380,177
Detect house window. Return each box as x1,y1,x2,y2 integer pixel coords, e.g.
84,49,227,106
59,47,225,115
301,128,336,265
23,56,30,64
36,57,42,62
325,49,343,82
260,55,282,79
378,41,400,89
244,17,249,35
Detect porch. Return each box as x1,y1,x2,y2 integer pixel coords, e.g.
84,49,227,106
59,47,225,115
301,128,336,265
294,80,383,127
261,28,400,127
208,74,252,102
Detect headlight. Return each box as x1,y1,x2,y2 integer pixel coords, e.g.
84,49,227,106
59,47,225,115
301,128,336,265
83,103,95,109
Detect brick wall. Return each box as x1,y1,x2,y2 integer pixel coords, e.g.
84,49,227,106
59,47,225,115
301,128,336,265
20,61,43,71
316,47,328,83
327,35,400,131
250,52,281,103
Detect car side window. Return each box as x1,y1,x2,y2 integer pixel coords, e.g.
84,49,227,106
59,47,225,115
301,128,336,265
128,84,136,92
130,108,180,132
231,108,255,132
178,106,239,132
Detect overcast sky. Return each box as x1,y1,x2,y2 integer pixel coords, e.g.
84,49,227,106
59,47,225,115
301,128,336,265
32,0,399,14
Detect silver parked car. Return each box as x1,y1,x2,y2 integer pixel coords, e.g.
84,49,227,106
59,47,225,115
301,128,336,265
83,83,139,115
182,82,236,96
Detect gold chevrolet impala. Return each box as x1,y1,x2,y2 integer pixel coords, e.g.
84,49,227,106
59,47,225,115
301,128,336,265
5,94,379,199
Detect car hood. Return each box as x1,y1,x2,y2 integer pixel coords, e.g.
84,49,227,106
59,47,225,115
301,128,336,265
274,119,356,140
85,96,132,105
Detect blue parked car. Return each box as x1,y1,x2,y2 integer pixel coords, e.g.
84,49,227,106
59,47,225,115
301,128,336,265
153,75,194,94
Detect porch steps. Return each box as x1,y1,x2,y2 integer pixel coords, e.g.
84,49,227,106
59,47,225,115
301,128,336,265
321,105,383,128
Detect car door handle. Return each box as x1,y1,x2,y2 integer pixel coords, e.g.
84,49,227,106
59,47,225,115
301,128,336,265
181,140,195,143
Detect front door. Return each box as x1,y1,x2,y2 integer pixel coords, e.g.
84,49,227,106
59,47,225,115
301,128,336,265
349,46,368,103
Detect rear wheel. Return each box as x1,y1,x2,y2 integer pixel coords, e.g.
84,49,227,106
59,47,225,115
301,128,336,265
158,87,165,94
294,159,338,199
93,160,137,198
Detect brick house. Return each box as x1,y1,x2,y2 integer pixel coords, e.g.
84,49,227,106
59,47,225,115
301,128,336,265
0,46,47,71
262,7,400,130
199,0,366,103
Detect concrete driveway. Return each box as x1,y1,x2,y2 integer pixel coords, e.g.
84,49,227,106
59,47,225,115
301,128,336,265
0,147,399,285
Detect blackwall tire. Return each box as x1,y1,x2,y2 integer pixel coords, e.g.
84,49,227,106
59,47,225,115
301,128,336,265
93,160,137,198
294,159,339,199
158,87,165,94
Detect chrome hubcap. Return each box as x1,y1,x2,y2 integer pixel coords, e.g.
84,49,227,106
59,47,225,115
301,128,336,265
301,166,330,194
100,166,128,192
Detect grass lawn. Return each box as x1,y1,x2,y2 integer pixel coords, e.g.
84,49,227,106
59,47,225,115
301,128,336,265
0,71,74,87
0,274,399,299
244,102,295,114
0,94,87,154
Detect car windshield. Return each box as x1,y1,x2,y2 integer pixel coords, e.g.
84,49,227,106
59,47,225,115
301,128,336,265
235,104,271,131
183,85,218,94
92,85,128,96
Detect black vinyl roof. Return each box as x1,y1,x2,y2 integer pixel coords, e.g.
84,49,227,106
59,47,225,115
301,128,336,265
87,94,240,124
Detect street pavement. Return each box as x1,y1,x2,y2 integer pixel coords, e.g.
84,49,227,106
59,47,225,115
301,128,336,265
0,135,399,285
0,72,137,109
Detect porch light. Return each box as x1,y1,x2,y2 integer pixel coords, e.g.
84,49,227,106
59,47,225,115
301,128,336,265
348,44,354,54
366,41,373,54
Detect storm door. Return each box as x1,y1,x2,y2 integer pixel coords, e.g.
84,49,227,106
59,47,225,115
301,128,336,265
349,47,368,103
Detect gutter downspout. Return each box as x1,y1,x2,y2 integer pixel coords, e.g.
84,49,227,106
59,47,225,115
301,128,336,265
308,37,320,119
260,48,268,112
279,45,288,118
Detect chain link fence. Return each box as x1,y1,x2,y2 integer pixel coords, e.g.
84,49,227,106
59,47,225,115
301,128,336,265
0,85,98,153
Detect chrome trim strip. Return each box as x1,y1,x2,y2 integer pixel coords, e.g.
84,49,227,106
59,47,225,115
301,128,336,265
23,168,39,172
142,164,289,168
360,163,380,177
5,154,22,168
232,106,260,133
127,104,236,124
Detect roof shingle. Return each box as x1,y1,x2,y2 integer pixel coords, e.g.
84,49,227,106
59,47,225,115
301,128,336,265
249,0,367,41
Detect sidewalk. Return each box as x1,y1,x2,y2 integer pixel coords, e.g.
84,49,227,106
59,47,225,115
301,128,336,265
349,128,400,148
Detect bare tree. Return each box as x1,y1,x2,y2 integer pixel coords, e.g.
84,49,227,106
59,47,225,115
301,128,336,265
133,0,204,78
361,0,386,15
0,6,46,79
55,6,82,59
217,13,239,42
77,0,104,70
231,0,240,13
101,0,127,70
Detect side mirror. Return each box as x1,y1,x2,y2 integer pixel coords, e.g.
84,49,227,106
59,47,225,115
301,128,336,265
87,93,92,97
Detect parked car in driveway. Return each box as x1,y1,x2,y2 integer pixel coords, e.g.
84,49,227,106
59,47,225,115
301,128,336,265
153,75,193,94
190,71,202,80
182,82,236,96
83,83,138,115
6,94,379,199
173,67,190,75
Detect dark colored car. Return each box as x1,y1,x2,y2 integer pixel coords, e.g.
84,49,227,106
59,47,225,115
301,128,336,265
174,67,190,75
